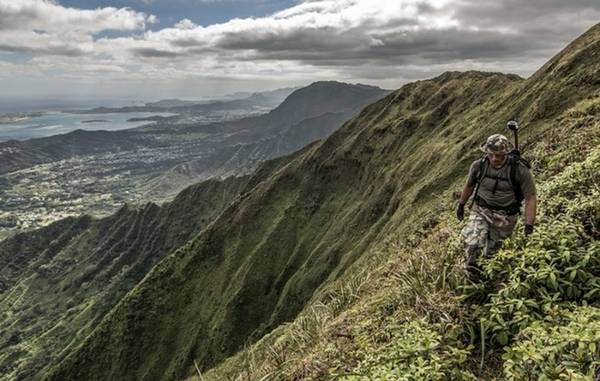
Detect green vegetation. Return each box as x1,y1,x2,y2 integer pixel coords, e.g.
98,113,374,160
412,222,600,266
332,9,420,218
0,176,248,381
192,24,600,381
503,307,600,380
14,22,600,381
198,95,600,381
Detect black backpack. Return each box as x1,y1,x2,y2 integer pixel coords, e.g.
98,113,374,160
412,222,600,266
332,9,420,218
471,150,531,214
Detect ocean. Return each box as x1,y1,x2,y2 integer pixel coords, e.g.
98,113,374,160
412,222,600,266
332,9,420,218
0,111,175,142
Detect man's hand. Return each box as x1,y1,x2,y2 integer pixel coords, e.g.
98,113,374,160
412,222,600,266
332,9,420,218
524,224,534,236
456,203,465,221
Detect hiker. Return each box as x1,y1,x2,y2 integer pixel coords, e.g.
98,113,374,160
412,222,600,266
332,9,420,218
455,134,537,275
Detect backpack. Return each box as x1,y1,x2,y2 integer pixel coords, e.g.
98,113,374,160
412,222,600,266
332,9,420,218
470,150,531,214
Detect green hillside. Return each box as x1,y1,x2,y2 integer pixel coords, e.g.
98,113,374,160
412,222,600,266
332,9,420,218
1,83,388,380
199,97,600,380
0,176,249,380
38,22,600,380
198,24,600,380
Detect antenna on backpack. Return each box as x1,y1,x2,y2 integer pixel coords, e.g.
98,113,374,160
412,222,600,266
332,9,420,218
507,120,519,156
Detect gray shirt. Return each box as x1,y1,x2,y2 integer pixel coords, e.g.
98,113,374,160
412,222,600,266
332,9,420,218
467,158,536,208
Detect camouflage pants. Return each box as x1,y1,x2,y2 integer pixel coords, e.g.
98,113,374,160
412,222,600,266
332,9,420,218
460,204,517,271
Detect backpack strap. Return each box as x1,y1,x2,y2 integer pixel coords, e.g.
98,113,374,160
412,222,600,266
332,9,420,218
469,156,488,208
509,154,530,205
509,156,521,203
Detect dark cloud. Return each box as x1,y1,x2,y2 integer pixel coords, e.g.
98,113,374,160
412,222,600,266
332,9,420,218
0,7,40,30
227,27,550,68
217,26,361,52
0,43,86,57
451,0,600,45
205,0,600,78
454,0,600,26
131,47,180,58
212,17,421,52
171,37,206,48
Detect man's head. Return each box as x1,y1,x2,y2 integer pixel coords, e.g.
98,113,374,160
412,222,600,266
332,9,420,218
481,134,513,168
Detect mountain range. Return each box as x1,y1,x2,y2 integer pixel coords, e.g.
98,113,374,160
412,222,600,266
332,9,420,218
1,22,599,381
0,82,387,179
0,82,388,380
0,82,389,240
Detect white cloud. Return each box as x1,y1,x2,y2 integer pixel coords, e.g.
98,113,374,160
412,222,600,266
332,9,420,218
174,18,197,30
0,0,599,98
117,0,599,80
0,0,156,58
0,0,154,33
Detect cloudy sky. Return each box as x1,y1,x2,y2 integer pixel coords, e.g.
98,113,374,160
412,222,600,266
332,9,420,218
0,0,599,102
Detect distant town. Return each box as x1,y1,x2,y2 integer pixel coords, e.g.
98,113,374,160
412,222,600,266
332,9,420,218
0,90,293,239
0,132,222,240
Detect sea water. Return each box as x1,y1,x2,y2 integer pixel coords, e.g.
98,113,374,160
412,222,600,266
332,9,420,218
0,111,175,142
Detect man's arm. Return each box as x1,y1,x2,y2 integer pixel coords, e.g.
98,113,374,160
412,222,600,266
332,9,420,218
457,161,479,221
459,184,475,205
519,164,537,235
524,194,537,226
456,183,475,221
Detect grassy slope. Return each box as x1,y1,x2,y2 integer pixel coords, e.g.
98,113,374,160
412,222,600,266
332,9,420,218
198,23,600,380
49,23,600,381
44,73,521,381
0,176,248,381
1,82,387,381
201,93,600,381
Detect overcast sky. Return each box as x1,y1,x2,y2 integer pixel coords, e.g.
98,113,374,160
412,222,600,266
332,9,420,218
0,0,599,101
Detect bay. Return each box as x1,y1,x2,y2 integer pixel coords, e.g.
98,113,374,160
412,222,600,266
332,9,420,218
0,111,175,142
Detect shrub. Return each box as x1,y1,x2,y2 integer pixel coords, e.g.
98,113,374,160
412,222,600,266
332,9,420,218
343,320,476,381
503,306,600,380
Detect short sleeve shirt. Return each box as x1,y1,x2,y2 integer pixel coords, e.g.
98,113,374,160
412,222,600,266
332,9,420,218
467,158,536,208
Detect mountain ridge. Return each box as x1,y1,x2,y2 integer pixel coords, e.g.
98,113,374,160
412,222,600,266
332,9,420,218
140,81,389,200
195,23,600,380
0,82,389,240
44,69,524,380
4,22,600,381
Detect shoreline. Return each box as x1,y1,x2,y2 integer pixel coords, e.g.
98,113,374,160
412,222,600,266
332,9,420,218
0,111,45,124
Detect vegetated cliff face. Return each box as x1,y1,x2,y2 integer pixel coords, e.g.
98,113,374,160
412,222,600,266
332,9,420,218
0,83,388,381
199,22,600,381
0,176,249,381
46,23,600,381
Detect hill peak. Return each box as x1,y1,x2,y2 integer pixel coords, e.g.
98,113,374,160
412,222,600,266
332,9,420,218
431,70,523,83
263,81,390,129
531,21,600,80
304,81,383,90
